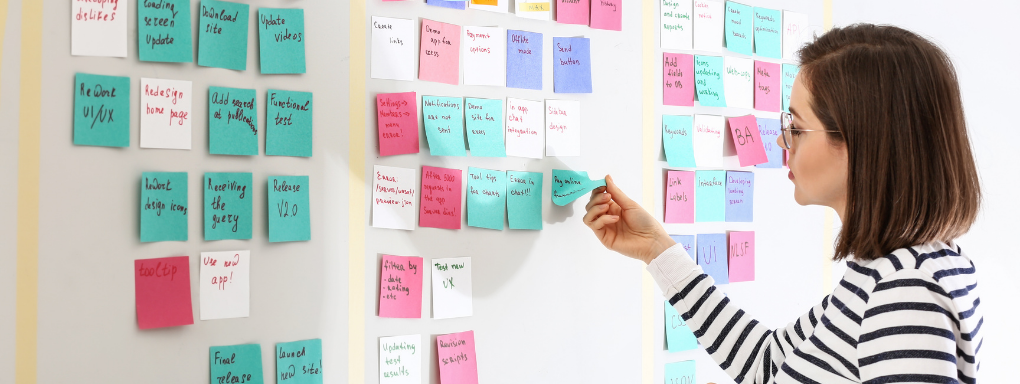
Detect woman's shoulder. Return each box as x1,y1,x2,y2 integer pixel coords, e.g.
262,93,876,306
849,240,977,296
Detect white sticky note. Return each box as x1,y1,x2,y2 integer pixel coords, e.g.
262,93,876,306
516,0,552,20
140,78,193,150
463,26,506,86
661,0,693,50
505,98,545,159
199,250,250,320
693,114,724,167
71,0,128,57
723,56,753,109
545,99,581,157
372,165,417,231
782,11,809,60
371,16,416,81
431,257,472,319
470,0,509,13
692,0,723,53
379,334,422,384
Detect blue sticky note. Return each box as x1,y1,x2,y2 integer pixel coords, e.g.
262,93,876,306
725,1,753,55
209,86,258,155
138,0,193,62
426,0,467,10
725,171,754,222
695,170,725,222
551,170,606,206
782,64,800,112
696,233,728,284
467,167,507,230
663,115,696,168
694,55,726,107
198,0,250,71
258,8,306,74
507,30,543,90
268,176,310,242
753,7,782,59
74,73,130,147
664,301,698,352
422,96,467,156
276,339,322,384
140,172,188,242
756,118,783,169
266,90,313,157
204,172,253,241
553,37,592,93
210,344,263,384
465,98,506,157
669,235,697,262
665,360,696,384
507,171,543,230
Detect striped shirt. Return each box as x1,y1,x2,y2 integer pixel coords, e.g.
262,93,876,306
647,241,982,384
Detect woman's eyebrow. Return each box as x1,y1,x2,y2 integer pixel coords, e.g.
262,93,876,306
789,106,800,118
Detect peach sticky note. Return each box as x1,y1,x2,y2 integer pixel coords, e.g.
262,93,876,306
437,331,479,384
590,0,622,31
419,19,461,85
664,53,695,106
135,256,194,329
377,92,420,156
728,231,755,282
379,254,424,318
727,114,768,167
754,60,781,112
665,171,695,223
420,166,463,229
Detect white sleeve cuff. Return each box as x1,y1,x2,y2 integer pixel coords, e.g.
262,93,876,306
646,243,702,298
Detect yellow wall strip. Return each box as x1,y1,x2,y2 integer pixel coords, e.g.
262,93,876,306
641,0,657,382
348,0,367,382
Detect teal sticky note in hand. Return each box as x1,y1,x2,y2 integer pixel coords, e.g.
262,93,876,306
694,55,726,107
276,339,322,384
204,172,252,240
138,0,193,62
665,360,696,384
465,98,506,157
551,169,606,206
268,176,310,242
664,301,698,352
663,115,696,168
209,87,258,155
725,1,753,55
753,7,782,59
782,64,800,113
198,0,249,71
258,8,306,74
695,170,725,222
266,90,313,157
467,167,507,230
210,344,263,384
140,172,188,242
422,96,467,156
507,171,543,230
74,73,130,147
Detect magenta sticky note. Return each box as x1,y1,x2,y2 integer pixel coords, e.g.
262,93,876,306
728,231,755,282
664,53,695,107
557,0,590,25
420,166,462,229
135,256,194,330
378,254,423,318
590,0,622,31
419,19,461,85
437,330,479,384
377,92,420,156
728,114,768,167
665,171,695,223
754,60,781,112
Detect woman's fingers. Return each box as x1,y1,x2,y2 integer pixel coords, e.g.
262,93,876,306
583,203,611,226
589,214,620,231
604,175,639,209
585,191,611,211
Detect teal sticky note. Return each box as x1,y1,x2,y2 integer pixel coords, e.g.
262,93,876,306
694,55,726,107
663,115,696,168
266,90,313,157
140,172,188,242
465,98,506,157
198,0,250,71
74,73,130,147
665,360,696,384
138,0,193,62
664,301,698,352
507,171,542,230
422,96,466,156
725,1,753,55
695,170,725,222
551,169,606,206
209,87,258,155
467,167,506,230
210,344,264,384
782,64,800,113
204,172,252,240
276,339,322,384
268,176,310,242
753,7,782,59
257,8,306,74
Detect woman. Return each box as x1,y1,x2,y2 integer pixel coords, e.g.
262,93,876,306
585,24,982,383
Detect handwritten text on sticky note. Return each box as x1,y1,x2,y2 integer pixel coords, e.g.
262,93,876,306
74,73,130,147
379,255,423,318
436,331,479,384
665,171,695,224
135,256,193,329
420,166,462,229
199,250,250,320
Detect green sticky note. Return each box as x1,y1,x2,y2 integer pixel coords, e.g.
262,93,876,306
753,7,782,59
694,55,726,107
551,169,606,206
695,170,725,222
276,339,322,384
210,344,264,384
140,172,188,242
422,96,467,157
257,8,306,74
663,115,696,168
138,0,193,62
664,301,698,352
268,176,310,242
204,172,252,240
782,64,800,113
467,167,506,230
507,171,542,230
198,0,249,71
724,1,753,55
665,360,695,384
266,90,313,157
74,73,130,147
209,87,258,155
465,98,506,157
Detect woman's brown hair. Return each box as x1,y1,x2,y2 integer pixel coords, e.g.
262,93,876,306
798,24,981,261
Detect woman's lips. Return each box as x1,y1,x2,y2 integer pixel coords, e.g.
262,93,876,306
788,170,795,180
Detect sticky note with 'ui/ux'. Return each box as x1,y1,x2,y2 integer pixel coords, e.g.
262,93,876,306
204,172,253,240
728,114,768,167
437,331,479,384
380,335,422,384
693,0,724,52
666,360,696,384
432,257,473,319
505,98,545,159
725,171,754,222
557,0,589,25
209,86,258,155
545,99,581,156
138,0,192,62
199,250,250,320
141,172,188,242
140,78,193,150
664,301,698,352
665,171,695,224
377,92,419,156
71,0,127,57
210,344,263,384
551,169,606,206
507,171,543,230
695,170,724,222
258,8,305,74
723,56,753,109
74,73,130,147
371,16,416,81
661,0,693,50
135,256,193,329
729,231,755,282
198,0,249,71
724,1,752,55
756,118,784,169
553,37,592,93
467,167,506,230
590,0,622,31
754,60,781,112
465,98,506,157
266,89,313,157
379,254,424,318
419,19,461,85
427,0,468,10
664,53,695,106
694,55,725,107
696,233,728,284
692,114,724,168
420,166,462,230
753,7,782,59
782,63,799,113
422,96,467,156
506,30,543,90
372,165,417,231
276,339,323,384
663,115,696,168
670,234,697,262
268,176,310,242
463,26,506,86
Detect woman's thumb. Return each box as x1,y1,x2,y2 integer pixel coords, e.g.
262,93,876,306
605,175,638,209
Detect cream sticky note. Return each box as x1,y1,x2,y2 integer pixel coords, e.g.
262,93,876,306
661,0,693,50
692,0,724,52
517,0,552,20
723,56,753,109
505,98,545,159
380,334,422,384
372,16,416,81
463,26,506,86
140,78,193,149
199,250,250,320
432,257,473,319
372,165,417,231
545,99,581,157
692,114,724,167
71,0,128,57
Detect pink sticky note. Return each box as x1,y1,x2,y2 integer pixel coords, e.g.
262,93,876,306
664,53,695,107
419,19,461,85
420,166,462,229
134,256,194,330
754,61,781,112
728,231,755,282
590,0,622,31
437,331,479,384
665,171,695,223
377,92,420,156
378,255,423,318
728,115,769,167
557,0,590,25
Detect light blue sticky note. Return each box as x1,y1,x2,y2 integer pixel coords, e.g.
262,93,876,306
782,64,800,113
696,233,728,284
507,30,543,90
426,0,467,10
664,301,698,352
663,115,696,168
198,0,250,71
138,0,193,62
753,7,782,59
276,339,322,384
140,172,188,242
695,170,725,222
725,171,754,222
258,8,306,74
210,344,263,384
465,98,506,157
268,176,310,242
665,360,696,384
204,172,253,241
694,55,726,107
467,167,507,230
266,90,313,157
756,118,783,169
724,1,753,55
209,87,258,155
669,235,697,262
551,170,606,206
422,96,467,156
74,73,130,147
553,37,592,93
507,171,543,230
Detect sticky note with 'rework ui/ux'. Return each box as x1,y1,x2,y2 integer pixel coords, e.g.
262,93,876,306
694,55,725,107
754,60,781,112
507,171,542,230
695,170,724,222
728,114,768,167
753,7,782,59
210,344,263,384
198,0,249,71
697,233,728,284
74,73,130,147
726,171,754,222
379,254,423,318
267,90,313,157
141,172,188,242
465,98,506,157
419,19,461,85
663,115,695,168
138,0,192,63
257,8,306,74
268,176,310,242
209,87,258,156
665,171,695,224
467,167,506,230
551,170,606,206
729,231,755,282
663,53,694,107
422,96,467,156
553,37,592,93
507,30,543,90
420,166,462,229
664,301,698,352
756,118,784,169
377,92,419,156
724,0,752,55
135,256,193,329
204,172,252,240
437,331,479,384
276,339,323,384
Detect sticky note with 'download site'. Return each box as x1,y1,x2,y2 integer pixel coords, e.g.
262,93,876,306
697,233,728,283
437,331,479,384
729,231,755,282
140,78,193,149
371,16,416,81
664,301,697,352
551,169,605,206
694,55,725,107
664,53,695,106
135,256,193,329
665,171,695,224
695,170,724,222
663,115,695,168
199,250,250,320
432,257,473,319
138,0,192,62
465,98,506,157
276,339,323,384
507,171,543,230
422,96,467,156
74,73,130,147
725,171,754,222
467,167,506,230
420,166,462,229
379,255,424,318
724,1,752,55
210,344,263,384
590,0,622,31
198,0,249,70
268,176,310,242
377,92,419,156
209,87,258,155
756,118,783,169
141,172,188,242
754,60,781,112
728,114,768,167
507,30,543,90
419,19,461,85
380,335,422,384
203,172,253,240
372,165,417,231
266,89,313,157
258,8,306,74
553,37,592,93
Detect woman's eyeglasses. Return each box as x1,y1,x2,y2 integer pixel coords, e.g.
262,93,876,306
780,111,841,150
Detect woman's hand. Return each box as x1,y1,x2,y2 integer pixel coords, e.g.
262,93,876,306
583,175,676,264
